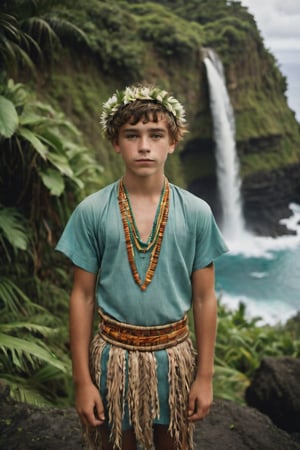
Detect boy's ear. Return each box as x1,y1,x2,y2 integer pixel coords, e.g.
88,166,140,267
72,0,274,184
168,141,176,154
112,139,120,153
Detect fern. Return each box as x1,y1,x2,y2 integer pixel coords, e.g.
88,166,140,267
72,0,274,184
0,207,28,262
0,332,66,372
0,277,39,316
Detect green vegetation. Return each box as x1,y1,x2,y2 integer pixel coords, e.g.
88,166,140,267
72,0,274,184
215,302,300,403
0,5,104,402
189,302,300,404
0,0,299,407
52,0,144,81
241,138,300,178
127,3,204,58
0,78,103,404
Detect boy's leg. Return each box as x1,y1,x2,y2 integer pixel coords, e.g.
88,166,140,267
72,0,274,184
99,425,138,450
153,425,178,450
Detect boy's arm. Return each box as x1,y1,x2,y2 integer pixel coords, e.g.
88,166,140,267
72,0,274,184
188,262,217,422
70,266,105,427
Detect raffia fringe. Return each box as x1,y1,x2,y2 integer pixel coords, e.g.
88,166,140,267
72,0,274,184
84,335,196,450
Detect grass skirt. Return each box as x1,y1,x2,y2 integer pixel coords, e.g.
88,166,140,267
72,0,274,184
84,334,196,450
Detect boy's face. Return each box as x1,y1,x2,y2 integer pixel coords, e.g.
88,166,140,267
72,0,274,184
113,116,175,178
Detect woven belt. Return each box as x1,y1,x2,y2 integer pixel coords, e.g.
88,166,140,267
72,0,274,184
98,309,189,351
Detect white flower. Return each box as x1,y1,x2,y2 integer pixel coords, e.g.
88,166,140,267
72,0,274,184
100,85,186,133
139,87,151,98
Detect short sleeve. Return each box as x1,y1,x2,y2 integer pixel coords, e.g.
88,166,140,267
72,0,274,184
192,202,228,271
55,200,102,274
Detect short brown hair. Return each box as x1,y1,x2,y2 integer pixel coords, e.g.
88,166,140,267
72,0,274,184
104,101,188,144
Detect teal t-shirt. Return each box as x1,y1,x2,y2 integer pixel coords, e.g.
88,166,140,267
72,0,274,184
56,181,228,326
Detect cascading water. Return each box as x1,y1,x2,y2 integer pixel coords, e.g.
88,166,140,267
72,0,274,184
204,50,246,242
202,51,300,325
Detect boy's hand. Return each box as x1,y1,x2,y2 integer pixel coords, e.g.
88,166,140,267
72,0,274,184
75,382,105,427
187,376,213,422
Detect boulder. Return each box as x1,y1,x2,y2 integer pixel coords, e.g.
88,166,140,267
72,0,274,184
195,399,300,450
0,383,83,450
245,357,300,435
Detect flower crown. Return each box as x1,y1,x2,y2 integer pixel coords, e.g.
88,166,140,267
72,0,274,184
100,85,186,134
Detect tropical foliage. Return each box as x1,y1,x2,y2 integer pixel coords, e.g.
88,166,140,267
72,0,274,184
0,3,104,404
0,78,103,404
0,0,88,73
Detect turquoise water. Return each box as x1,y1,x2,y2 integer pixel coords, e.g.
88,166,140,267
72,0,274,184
215,204,300,325
213,57,300,325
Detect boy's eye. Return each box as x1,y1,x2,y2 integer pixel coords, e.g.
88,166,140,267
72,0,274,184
151,133,163,139
126,134,138,140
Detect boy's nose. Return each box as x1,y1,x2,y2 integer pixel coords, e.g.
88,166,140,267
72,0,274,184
138,136,151,152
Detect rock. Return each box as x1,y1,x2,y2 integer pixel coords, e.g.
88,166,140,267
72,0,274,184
0,383,83,450
195,399,300,450
1,381,300,450
245,357,300,436
242,164,300,237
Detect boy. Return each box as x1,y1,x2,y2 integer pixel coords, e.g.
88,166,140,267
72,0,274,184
56,85,228,450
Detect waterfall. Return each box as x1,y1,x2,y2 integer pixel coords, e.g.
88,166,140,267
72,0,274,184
203,50,246,241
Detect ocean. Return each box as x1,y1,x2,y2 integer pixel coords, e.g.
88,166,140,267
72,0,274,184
214,53,300,326
215,205,300,325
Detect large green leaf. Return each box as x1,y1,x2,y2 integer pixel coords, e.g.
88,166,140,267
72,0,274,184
18,127,48,159
0,208,28,250
0,277,25,315
40,168,65,196
19,111,49,127
2,376,52,405
0,277,44,315
47,152,74,177
0,321,58,337
39,129,64,154
0,332,66,372
0,95,19,138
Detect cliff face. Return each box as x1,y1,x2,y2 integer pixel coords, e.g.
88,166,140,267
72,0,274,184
175,2,300,236
32,0,300,236
224,29,300,235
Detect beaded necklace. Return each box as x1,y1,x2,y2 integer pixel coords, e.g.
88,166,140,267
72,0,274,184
118,178,170,291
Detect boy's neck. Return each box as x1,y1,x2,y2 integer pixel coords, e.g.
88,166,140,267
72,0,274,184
122,173,166,196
